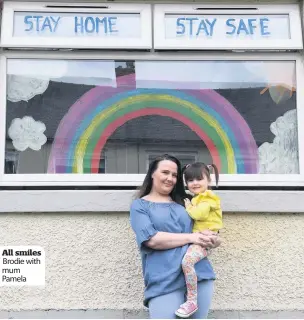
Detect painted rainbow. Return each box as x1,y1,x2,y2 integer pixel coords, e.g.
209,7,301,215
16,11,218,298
48,74,258,174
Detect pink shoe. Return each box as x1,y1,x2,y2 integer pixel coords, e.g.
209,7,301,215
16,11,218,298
175,300,198,318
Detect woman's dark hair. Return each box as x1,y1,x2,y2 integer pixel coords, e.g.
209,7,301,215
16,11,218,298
183,162,219,188
137,154,188,206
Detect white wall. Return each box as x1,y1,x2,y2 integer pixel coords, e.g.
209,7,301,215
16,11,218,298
0,211,303,311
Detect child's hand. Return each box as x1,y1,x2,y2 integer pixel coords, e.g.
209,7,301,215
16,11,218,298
184,198,192,208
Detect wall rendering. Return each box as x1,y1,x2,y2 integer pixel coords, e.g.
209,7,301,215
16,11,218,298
0,211,303,313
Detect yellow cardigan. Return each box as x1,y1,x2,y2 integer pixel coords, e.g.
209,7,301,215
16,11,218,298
186,190,223,233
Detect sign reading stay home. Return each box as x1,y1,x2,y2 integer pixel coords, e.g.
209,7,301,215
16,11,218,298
1,2,152,49
14,12,141,38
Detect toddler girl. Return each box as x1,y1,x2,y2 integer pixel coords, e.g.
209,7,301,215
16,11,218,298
175,162,223,318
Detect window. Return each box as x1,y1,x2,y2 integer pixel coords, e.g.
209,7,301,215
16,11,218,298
1,54,303,186
5,150,19,174
1,2,152,49
153,4,303,50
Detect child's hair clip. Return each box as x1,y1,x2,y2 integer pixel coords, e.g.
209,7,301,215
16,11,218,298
207,164,219,188
182,163,191,173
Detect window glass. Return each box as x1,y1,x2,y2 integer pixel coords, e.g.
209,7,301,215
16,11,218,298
5,150,19,174
5,59,298,175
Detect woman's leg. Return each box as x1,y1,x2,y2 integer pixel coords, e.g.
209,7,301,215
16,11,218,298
191,280,214,319
148,288,185,319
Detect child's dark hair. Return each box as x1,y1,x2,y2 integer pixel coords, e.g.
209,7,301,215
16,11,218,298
182,162,219,188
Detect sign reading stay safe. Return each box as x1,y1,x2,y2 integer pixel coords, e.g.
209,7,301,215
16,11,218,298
154,4,303,50
167,15,288,39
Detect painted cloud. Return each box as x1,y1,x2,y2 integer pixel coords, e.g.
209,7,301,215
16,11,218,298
8,116,47,151
7,75,49,102
7,60,116,103
258,109,299,174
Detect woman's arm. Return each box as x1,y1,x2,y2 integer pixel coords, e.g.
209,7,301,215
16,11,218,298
144,231,215,250
130,200,218,251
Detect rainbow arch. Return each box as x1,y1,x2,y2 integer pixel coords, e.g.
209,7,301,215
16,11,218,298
48,75,258,174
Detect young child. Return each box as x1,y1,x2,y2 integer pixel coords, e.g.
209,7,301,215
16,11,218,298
175,162,223,318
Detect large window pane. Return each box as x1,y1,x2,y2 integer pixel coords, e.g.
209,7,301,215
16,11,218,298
5,59,298,174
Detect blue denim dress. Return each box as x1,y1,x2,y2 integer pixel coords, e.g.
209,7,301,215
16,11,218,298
130,198,215,307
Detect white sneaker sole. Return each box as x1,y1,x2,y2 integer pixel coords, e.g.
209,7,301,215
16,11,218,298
175,308,198,318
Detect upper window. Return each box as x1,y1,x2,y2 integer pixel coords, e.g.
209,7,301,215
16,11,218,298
0,2,152,49
2,56,301,186
153,4,303,50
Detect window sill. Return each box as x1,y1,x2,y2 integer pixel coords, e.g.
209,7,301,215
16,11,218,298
0,190,303,213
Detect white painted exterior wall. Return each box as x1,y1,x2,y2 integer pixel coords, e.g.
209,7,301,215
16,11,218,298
0,210,303,312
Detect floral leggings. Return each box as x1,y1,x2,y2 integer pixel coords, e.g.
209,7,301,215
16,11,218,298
182,244,209,304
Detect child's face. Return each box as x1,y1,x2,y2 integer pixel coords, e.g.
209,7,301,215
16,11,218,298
186,175,210,195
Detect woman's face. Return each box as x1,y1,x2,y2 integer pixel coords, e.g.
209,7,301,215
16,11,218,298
151,160,178,195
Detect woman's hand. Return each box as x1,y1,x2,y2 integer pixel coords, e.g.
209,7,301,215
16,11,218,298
211,234,222,248
199,230,221,249
190,232,215,248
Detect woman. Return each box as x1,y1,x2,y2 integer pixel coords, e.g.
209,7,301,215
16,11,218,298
130,154,221,319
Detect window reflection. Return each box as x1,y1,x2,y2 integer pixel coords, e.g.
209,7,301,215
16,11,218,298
5,59,298,175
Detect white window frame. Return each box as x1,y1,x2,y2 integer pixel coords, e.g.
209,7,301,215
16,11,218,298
0,51,303,187
0,2,152,49
154,4,303,50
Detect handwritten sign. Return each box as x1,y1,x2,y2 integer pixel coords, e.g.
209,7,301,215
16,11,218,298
165,14,290,40
13,12,141,38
